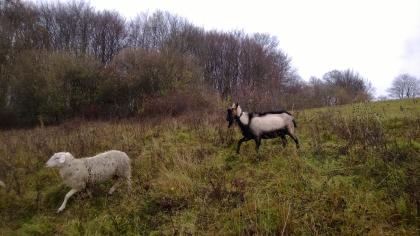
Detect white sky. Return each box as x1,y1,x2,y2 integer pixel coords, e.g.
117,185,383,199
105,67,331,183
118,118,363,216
58,0,420,96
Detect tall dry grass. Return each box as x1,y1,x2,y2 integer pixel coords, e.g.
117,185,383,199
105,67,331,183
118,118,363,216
0,99,419,235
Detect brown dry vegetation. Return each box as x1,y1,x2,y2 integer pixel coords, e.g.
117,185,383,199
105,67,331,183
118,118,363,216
1,0,373,128
0,98,419,235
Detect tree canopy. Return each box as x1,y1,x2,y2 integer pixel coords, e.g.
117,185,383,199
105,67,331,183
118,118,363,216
0,0,374,127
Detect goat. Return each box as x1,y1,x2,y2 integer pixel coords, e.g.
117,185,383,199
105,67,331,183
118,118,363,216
226,103,299,153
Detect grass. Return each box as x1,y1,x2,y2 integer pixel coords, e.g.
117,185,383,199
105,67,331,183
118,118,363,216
0,98,419,235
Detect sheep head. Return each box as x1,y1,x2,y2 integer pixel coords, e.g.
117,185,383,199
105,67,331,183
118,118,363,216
46,152,74,168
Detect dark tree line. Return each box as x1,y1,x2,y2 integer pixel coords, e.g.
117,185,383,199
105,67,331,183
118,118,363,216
0,0,373,127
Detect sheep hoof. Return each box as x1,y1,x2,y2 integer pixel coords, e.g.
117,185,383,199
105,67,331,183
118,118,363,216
57,207,64,213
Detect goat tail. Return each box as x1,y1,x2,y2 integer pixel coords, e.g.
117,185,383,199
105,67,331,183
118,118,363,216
292,119,297,128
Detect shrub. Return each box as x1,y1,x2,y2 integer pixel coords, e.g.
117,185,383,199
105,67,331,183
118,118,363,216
140,88,219,117
332,107,387,150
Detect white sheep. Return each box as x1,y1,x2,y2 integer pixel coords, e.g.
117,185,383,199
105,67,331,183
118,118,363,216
46,150,132,213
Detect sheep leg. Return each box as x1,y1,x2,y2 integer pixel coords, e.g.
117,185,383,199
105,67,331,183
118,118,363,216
108,179,122,195
126,176,132,192
86,188,93,198
57,188,78,213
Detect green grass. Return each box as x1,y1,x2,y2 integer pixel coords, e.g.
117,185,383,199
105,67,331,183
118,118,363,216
1,98,419,235
298,97,420,120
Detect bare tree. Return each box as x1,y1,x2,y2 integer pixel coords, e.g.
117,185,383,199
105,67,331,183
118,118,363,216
0,0,303,125
387,74,419,99
127,10,185,50
90,10,126,64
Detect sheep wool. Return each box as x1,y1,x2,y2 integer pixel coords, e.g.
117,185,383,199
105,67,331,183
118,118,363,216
46,150,131,213
0,180,5,188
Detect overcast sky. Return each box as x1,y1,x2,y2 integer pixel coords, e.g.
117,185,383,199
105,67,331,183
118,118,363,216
52,0,420,97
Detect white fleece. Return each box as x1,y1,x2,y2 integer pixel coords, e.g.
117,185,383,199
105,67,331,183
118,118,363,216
46,150,132,212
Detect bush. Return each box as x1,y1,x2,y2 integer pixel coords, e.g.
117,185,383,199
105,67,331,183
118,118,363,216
332,107,387,150
140,88,219,117
0,51,101,127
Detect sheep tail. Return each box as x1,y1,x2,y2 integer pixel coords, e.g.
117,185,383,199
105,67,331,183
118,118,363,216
292,119,297,128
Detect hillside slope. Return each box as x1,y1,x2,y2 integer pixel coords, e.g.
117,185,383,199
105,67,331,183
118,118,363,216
0,99,419,235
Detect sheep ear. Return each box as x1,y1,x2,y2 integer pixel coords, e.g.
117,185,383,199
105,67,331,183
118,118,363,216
58,155,66,164
235,102,239,107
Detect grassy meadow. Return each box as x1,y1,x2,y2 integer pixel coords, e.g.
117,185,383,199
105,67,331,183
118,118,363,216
0,98,419,235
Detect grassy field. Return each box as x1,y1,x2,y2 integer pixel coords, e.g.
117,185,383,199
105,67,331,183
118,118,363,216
0,98,419,235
